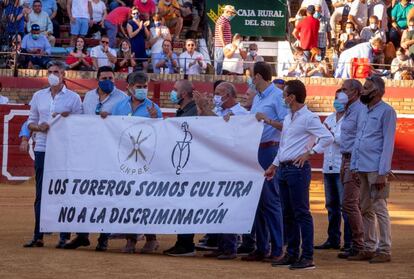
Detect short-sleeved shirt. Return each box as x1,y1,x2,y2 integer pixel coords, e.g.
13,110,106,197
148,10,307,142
349,0,368,28
158,0,180,20
296,16,320,50
83,87,127,115
91,0,106,22
360,27,386,43
71,0,90,19
112,97,162,118
90,45,117,68
368,1,388,31
214,15,232,48
317,16,331,49
5,5,24,34
105,7,131,26
153,51,178,74
39,0,57,17
135,0,156,15
150,26,170,55
27,11,53,33
391,2,414,29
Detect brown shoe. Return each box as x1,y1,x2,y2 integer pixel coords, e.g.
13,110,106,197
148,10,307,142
241,251,266,262
262,254,284,263
369,253,391,264
347,250,375,261
122,239,137,253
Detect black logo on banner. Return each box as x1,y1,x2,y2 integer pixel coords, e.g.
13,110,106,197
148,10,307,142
171,122,192,175
118,123,157,175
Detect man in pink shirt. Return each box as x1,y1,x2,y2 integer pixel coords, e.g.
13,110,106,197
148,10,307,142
134,0,156,21
104,6,131,48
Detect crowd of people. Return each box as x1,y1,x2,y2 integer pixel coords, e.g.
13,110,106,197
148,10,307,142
19,58,397,270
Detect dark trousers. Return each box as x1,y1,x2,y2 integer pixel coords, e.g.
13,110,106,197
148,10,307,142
241,231,256,249
87,23,106,37
389,27,401,48
278,162,314,260
77,233,109,243
323,173,352,247
254,145,283,256
52,19,60,40
176,234,195,250
34,152,70,241
218,234,237,254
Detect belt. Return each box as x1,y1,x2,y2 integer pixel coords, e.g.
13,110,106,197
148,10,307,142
342,153,352,159
259,141,279,148
279,160,295,168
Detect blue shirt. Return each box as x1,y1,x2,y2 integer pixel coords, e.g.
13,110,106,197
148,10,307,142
340,100,365,154
250,84,287,143
112,97,162,118
83,87,127,115
5,5,24,34
19,120,31,138
153,51,178,74
351,101,397,175
22,33,52,54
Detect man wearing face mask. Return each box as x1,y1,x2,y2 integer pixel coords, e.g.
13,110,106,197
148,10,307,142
314,90,352,252
21,24,51,69
214,5,236,75
336,79,366,259
23,61,83,248
315,4,331,59
360,15,386,43
350,76,396,263
401,18,414,59
244,43,264,79
111,71,161,254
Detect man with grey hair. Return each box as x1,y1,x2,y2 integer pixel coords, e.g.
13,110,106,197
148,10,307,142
349,76,396,263
336,79,366,259
24,60,83,248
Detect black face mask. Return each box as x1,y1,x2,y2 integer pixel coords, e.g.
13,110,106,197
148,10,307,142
360,93,375,104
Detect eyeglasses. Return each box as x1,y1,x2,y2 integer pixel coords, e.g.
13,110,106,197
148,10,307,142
95,103,103,115
101,41,109,44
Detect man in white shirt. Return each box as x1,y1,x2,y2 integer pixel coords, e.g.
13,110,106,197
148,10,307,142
330,0,353,39
265,80,333,270
368,0,388,31
360,15,387,42
23,60,83,249
90,35,117,69
314,91,352,251
244,43,264,78
348,0,368,31
179,39,206,75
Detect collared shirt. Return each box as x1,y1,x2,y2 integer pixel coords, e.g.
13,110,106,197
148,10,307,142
360,27,386,43
179,51,206,75
28,86,83,152
351,101,397,175
82,87,127,115
27,11,53,33
214,103,249,117
22,34,51,55
28,0,57,16
90,45,117,68
340,100,364,154
19,120,31,138
323,112,344,173
153,51,178,74
176,100,198,117
112,97,162,118
250,84,287,143
273,105,333,166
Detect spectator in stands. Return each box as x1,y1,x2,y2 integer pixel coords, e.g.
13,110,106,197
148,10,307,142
90,35,118,69
66,37,93,70
401,18,414,59
360,15,387,43
67,0,93,46
127,6,150,72
244,43,264,78
0,82,9,104
300,0,331,18
153,39,179,74
134,0,156,21
368,0,388,31
37,0,60,42
338,22,361,52
104,6,131,48
26,0,56,46
391,47,414,79
178,0,201,36
148,13,172,63
272,79,285,91
348,0,368,32
287,47,307,77
108,0,132,11
222,33,247,75
4,0,25,39
390,0,414,48
179,39,206,75
292,5,320,60
214,5,236,75
116,39,137,72
21,24,51,69
315,4,331,58
330,0,352,40
158,0,183,41
306,47,328,77
7,34,25,69
87,0,107,39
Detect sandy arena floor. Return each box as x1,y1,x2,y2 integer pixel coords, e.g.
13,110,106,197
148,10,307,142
0,181,413,279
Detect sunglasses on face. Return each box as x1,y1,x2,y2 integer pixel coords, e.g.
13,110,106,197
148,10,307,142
101,41,109,44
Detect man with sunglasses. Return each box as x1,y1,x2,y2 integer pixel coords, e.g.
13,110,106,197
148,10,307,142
179,39,206,75
90,35,117,69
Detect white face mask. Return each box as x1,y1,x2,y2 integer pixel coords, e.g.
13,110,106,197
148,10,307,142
409,26,414,31
213,95,223,108
48,74,60,87
346,28,353,34
370,23,378,30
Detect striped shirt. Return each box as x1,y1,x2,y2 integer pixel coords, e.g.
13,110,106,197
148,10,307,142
214,16,232,47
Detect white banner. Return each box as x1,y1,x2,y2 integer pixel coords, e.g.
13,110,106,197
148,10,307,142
40,115,265,234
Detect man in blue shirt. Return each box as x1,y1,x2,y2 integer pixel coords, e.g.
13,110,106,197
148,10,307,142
152,39,179,74
112,71,161,254
21,24,51,69
350,76,396,264
242,61,287,263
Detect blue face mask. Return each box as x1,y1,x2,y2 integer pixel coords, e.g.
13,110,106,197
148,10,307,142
170,90,181,104
313,12,321,19
32,34,40,40
315,55,322,62
134,14,139,20
134,88,148,100
227,15,235,21
154,22,161,27
333,99,345,112
98,79,114,94
247,77,256,90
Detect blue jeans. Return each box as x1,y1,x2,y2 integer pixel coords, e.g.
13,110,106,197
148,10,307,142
34,152,70,241
324,173,352,247
104,20,118,48
277,162,313,260
214,47,224,75
254,145,284,256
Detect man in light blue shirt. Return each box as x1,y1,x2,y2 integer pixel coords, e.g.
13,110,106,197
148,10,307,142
350,76,396,264
21,24,51,69
152,39,179,74
241,62,287,263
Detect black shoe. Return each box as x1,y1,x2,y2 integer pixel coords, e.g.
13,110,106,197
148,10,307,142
338,248,359,259
23,239,44,248
271,254,298,267
340,246,351,252
314,241,340,250
95,240,108,252
241,251,266,262
55,239,69,249
164,245,195,257
237,246,255,256
63,236,90,249
289,258,316,270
